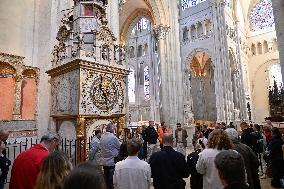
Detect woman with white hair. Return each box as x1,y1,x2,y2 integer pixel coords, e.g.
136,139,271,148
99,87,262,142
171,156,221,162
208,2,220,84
225,128,261,189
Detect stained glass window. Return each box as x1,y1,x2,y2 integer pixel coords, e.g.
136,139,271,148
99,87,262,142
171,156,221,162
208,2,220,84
128,68,135,103
144,66,150,101
270,64,282,88
250,0,275,31
182,0,207,10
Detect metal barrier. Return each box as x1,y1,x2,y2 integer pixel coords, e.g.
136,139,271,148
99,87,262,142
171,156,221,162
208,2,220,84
4,137,93,183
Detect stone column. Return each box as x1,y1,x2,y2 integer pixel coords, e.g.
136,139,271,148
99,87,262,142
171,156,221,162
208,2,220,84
210,0,229,122
13,73,23,120
76,116,86,163
153,25,170,123
184,125,194,150
272,0,284,82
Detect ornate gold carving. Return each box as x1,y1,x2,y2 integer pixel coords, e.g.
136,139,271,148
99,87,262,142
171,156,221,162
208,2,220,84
96,26,117,44
22,69,37,78
14,74,23,82
46,59,129,77
0,62,16,76
76,116,87,163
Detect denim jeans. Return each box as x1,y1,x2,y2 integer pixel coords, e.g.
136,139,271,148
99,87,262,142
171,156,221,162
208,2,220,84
0,180,5,189
103,166,115,189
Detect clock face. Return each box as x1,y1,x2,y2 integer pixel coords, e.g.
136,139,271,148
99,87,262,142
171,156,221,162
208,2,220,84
91,75,118,111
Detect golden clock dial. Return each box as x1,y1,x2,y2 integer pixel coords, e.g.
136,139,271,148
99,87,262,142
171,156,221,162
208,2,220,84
91,75,118,111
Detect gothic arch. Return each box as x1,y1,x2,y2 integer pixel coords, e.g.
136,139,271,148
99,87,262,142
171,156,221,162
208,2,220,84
184,48,213,72
120,0,169,44
250,58,280,122
184,49,216,121
120,8,154,44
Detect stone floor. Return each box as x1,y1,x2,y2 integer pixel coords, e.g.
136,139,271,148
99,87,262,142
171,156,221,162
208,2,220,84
3,177,275,189
149,177,274,189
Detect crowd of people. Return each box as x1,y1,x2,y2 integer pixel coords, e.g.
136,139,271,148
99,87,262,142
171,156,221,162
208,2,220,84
0,120,283,189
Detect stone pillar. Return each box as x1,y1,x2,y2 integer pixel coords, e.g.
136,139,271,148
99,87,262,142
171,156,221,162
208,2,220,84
202,21,207,36
76,116,86,163
184,125,194,150
272,0,284,82
210,0,229,122
13,73,23,120
154,25,170,123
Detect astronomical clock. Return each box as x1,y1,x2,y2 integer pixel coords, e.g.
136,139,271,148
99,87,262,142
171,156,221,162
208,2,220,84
46,0,128,162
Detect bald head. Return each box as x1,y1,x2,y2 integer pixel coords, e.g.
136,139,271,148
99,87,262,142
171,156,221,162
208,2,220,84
162,133,174,146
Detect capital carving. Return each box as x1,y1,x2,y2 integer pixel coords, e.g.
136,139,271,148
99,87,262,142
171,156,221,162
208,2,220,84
153,25,170,40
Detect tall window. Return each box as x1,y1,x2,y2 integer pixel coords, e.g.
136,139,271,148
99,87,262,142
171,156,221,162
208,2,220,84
250,0,275,31
270,64,282,88
182,0,207,10
128,68,135,103
144,66,150,101
225,0,232,9
131,17,150,34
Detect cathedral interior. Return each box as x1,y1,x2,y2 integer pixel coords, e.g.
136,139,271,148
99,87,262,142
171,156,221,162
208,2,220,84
0,0,284,143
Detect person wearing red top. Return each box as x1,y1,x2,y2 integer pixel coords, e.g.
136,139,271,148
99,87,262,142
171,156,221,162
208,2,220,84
158,122,170,149
9,131,60,189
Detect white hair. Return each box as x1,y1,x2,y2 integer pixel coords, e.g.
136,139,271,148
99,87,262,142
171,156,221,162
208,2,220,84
225,128,239,141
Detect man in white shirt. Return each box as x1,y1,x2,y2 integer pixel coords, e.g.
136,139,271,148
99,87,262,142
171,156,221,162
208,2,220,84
114,138,151,189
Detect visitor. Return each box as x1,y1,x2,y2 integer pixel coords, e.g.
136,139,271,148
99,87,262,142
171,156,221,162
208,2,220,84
196,129,233,189
149,133,189,189
0,140,11,189
100,123,120,189
263,124,272,145
221,122,226,130
138,125,147,160
186,143,204,189
196,132,208,149
10,131,60,189
215,150,249,189
201,125,210,139
225,128,261,189
89,129,103,166
114,141,128,163
113,138,151,189
240,122,255,149
174,123,188,156
0,130,9,157
252,124,264,174
63,162,106,189
269,127,284,188
35,151,72,189
158,122,170,149
144,121,159,161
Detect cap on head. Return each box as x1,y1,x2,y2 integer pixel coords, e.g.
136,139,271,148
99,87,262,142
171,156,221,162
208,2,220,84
40,131,60,143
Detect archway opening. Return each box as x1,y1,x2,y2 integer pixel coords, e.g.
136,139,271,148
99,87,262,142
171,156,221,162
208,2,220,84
190,51,217,121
